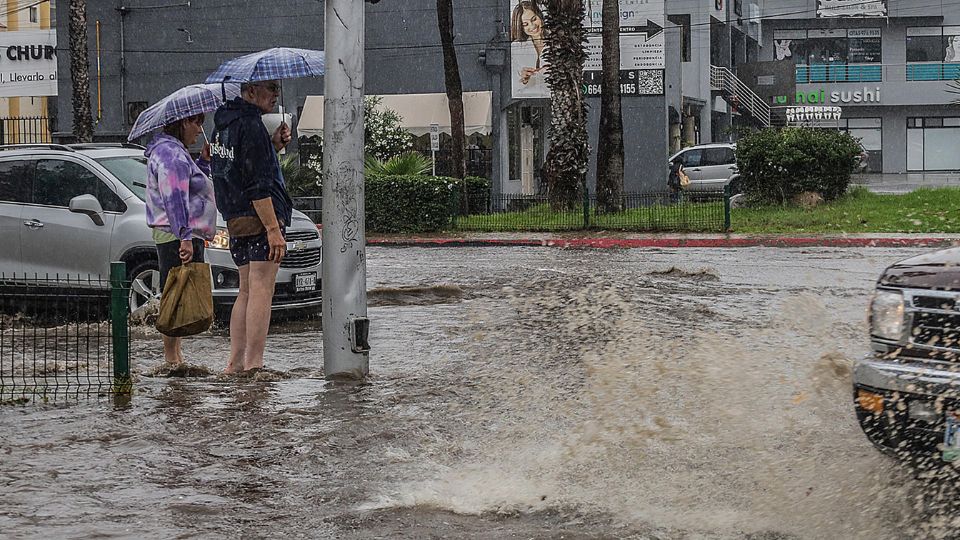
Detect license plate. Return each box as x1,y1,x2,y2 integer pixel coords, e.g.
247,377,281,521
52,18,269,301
294,272,317,293
944,412,960,463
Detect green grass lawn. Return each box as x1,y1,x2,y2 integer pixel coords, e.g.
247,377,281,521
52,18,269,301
732,187,960,234
453,199,725,232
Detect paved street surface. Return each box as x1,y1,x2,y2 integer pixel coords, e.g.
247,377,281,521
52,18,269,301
1,246,958,539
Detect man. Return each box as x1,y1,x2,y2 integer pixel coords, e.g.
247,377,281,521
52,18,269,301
210,80,293,373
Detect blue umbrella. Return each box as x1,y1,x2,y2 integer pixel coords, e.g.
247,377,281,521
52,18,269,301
205,47,325,84
128,83,240,141
205,47,325,114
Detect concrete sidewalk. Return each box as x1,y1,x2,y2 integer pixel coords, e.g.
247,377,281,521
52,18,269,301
366,232,960,249
853,172,960,194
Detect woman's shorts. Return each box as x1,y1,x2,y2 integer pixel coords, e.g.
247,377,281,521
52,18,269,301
156,238,206,291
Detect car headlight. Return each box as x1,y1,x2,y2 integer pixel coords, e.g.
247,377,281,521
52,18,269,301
209,227,230,250
870,289,905,341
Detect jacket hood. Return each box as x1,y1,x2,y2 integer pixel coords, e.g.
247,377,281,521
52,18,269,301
144,132,185,159
214,97,261,131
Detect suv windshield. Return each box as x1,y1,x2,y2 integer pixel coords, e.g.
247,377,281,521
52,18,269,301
96,156,148,201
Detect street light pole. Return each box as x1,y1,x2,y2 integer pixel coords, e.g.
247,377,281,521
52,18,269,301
322,0,370,379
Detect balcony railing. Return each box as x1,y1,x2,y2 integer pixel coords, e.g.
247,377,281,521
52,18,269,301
796,63,883,83
795,63,960,83
905,62,960,82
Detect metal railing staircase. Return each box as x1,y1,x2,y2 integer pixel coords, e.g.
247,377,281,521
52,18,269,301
710,65,771,128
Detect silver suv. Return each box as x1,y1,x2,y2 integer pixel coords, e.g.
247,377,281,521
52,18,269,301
0,143,322,320
668,143,740,194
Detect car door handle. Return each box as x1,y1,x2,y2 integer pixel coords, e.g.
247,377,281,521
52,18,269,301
23,219,44,229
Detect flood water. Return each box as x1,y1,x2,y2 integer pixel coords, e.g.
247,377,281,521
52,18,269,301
1,246,958,539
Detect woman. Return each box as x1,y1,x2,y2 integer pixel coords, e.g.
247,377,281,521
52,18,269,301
667,157,685,204
144,113,217,366
511,1,549,92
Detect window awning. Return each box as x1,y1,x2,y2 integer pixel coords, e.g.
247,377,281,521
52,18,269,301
297,91,493,138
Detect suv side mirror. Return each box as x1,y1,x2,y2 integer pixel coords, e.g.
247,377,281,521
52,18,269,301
69,194,105,226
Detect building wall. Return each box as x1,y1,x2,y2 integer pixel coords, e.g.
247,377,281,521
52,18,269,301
760,0,960,173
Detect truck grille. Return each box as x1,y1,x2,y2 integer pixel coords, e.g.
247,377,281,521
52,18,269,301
908,292,960,354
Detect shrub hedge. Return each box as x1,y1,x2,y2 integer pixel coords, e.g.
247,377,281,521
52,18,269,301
736,128,863,204
365,175,491,233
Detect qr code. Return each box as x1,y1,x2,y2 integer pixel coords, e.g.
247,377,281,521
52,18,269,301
636,70,664,95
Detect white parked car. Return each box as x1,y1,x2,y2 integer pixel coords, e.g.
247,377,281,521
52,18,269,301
0,143,322,320
668,143,741,194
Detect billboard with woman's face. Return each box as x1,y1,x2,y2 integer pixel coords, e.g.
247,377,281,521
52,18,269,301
511,0,551,98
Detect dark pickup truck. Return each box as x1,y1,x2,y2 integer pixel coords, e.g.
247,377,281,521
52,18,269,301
855,248,960,469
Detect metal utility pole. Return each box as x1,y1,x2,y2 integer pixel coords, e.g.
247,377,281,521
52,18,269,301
322,0,370,379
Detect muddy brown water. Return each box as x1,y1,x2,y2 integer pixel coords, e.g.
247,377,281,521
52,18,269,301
1,247,958,539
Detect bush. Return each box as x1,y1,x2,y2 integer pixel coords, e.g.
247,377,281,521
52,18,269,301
367,175,462,233
365,151,433,176
736,128,862,205
297,96,413,179
279,152,321,198
365,175,494,233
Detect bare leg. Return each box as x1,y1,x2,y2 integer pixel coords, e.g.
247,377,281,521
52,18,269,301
242,261,279,371
162,335,182,365
225,265,251,374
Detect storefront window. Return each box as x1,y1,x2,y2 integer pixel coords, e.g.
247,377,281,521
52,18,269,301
906,27,960,81
776,29,882,83
907,117,960,171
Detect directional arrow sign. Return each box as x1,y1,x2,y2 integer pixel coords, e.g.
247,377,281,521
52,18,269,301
635,19,663,42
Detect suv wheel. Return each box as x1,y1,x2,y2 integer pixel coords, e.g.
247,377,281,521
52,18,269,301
128,259,161,315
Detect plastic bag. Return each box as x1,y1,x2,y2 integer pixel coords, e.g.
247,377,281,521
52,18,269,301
156,262,214,337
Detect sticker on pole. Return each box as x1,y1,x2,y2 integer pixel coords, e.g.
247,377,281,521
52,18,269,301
430,123,440,152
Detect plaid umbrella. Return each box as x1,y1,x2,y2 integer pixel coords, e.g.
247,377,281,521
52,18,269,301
204,47,325,84
128,83,240,141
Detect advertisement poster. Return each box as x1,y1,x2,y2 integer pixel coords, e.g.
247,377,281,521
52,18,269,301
0,30,58,98
510,0,664,99
817,0,886,17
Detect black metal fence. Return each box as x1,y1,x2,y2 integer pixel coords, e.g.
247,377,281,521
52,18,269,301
0,264,130,401
294,189,730,233
0,116,54,145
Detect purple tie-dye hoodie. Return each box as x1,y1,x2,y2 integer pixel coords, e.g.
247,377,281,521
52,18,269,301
144,133,217,241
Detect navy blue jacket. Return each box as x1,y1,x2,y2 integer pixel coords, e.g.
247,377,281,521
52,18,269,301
210,97,293,227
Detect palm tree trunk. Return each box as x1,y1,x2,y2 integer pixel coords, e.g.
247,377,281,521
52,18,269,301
436,0,469,213
595,0,624,213
69,0,93,142
543,0,589,211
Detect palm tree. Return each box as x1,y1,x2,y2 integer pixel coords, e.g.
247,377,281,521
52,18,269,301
542,0,589,211
436,0,469,213
69,0,94,142
595,0,624,213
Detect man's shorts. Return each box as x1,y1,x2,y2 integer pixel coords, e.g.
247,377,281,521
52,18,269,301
229,228,285,267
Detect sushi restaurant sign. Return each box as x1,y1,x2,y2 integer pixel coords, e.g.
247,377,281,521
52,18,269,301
772,86,881,105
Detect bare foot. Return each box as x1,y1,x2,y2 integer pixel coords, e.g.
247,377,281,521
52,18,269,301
224,362,244,374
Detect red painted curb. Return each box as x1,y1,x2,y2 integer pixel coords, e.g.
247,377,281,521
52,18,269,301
366,237,959,249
